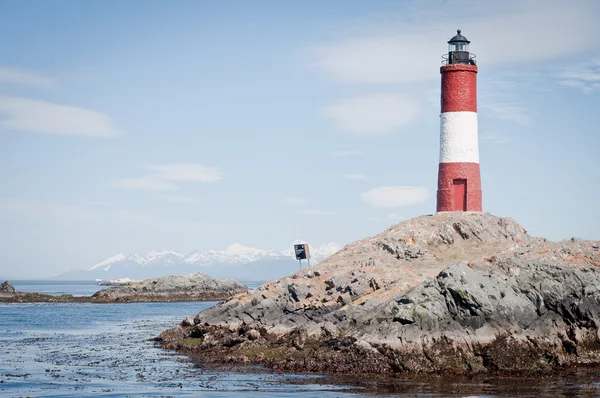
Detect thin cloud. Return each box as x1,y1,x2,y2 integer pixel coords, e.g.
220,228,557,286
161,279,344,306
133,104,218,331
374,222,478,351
388,213,405,221
162,195,195,203
480,103,531,126
0,96,121,137
303,209,338,216
113,163,222,191
557,60,600,93
324,93,421,136
331,150,363,157
311,1,600,85
285,197,309,205
113,176,179,191
0,66,55,88
361,186,430,208
343,174,370,180
148,163,223,183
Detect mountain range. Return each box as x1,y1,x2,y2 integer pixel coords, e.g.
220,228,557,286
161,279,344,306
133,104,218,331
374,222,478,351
54,242,342,282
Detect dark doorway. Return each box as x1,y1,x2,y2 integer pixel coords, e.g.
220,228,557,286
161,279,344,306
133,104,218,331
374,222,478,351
453,179,467,211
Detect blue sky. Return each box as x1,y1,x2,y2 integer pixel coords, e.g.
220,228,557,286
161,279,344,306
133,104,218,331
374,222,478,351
0,0,599,278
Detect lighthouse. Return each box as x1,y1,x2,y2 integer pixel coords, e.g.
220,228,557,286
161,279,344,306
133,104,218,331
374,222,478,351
436,30,482,212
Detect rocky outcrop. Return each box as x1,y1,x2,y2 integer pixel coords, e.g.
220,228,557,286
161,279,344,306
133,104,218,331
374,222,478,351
92,273,247,303
0,273,247,303
0,280,16,295
157,212,600,375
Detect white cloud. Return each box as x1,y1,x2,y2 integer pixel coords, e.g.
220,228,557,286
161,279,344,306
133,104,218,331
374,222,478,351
113,163,222,192
311,1,600,85
361,186,430,208
343,173,370,180
0,66,55,88
147,163,223,183
331,150,363,157
0,96,121,137
113,176,179,191
285,197,309,205
303,209,337,216
324,93,421,135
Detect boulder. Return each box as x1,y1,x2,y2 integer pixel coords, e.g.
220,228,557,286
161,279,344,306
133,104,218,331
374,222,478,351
0,280,16,294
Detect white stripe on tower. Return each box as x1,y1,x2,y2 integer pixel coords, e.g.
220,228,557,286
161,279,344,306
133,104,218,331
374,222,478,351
439,112,479,163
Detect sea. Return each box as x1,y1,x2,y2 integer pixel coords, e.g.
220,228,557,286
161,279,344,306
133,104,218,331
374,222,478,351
1,280,599,397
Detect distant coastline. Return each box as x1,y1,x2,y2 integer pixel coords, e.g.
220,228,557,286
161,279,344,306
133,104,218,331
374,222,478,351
0,273,248,304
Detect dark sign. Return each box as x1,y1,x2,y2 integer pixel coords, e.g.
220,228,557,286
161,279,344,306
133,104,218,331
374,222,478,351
294,244,308,260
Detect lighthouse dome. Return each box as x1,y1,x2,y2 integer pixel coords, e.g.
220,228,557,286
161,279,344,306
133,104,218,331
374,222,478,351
447,29,470,44
445,29,475,65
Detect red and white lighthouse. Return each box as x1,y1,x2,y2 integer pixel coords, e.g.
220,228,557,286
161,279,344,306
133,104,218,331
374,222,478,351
436,30,482,212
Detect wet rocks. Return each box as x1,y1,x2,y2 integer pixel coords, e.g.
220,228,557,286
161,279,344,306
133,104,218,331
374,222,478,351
159,212,600,376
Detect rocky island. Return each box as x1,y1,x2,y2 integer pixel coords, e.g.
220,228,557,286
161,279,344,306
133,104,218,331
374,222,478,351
158,212,600,375
0,273,247,303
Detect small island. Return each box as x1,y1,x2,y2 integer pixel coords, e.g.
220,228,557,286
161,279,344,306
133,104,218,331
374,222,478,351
0,273,247,303
157,212,600,376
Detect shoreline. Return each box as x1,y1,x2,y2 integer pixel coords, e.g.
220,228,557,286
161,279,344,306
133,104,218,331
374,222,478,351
0,291,237,304
0,273,249,304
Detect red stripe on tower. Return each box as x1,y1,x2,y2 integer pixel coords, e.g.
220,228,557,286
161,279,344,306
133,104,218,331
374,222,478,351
437,30,482,212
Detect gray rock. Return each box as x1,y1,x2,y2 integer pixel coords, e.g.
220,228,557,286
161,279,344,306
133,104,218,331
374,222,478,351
92,273,247,301
0,280,15,294
162,213,600,375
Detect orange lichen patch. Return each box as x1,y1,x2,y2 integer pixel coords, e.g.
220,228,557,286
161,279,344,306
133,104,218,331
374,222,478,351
572,254,600,267
515,238,523,243
401,265,418,275
404,236,417,246
538,250,549,254
467,262,474,269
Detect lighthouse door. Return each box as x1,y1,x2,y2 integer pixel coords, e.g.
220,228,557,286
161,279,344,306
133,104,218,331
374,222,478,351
453,179,467,211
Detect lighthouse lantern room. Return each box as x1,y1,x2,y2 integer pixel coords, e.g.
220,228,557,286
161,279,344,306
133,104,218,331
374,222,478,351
436,30,482,212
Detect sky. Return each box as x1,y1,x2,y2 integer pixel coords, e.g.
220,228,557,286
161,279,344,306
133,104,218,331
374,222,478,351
0,0,599,278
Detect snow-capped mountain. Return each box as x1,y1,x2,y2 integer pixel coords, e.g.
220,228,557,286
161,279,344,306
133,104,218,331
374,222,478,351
57,242,343,281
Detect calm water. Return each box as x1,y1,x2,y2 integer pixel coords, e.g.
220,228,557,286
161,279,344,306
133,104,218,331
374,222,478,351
1,281,599,397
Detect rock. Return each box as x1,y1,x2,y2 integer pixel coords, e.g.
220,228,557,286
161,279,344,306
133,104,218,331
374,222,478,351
91,273,247,303
0,280,15,294
287,282,309,302
158,213,600,376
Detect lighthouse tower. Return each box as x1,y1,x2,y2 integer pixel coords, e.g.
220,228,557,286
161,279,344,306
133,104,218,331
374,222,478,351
436,30,482,212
